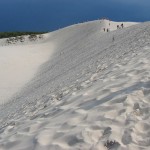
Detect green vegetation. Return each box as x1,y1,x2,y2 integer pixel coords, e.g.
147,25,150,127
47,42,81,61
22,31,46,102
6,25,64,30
0,32,46,39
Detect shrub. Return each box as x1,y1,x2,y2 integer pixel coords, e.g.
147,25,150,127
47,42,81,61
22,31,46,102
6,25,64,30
0,32,46,39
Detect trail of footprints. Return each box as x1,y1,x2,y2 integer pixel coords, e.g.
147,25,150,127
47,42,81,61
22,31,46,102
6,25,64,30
0,47,150,149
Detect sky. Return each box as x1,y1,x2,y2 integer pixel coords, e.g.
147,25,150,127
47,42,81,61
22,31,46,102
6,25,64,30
0,0,150,32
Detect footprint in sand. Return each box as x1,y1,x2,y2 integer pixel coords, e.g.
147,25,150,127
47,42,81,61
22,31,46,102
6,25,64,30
103,127,112,138
133,102,140,110
122,129,132,145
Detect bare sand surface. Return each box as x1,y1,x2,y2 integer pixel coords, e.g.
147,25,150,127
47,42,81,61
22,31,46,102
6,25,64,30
1,20,150,150
0,43,54,104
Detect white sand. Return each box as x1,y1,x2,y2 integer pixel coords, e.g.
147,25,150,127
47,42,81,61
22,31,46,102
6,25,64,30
0,43,54,104
103,19,138,30
0,20,150,150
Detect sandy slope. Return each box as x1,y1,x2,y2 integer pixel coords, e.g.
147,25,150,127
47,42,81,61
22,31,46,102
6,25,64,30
0,43,54,104
0,20,150,149
1,45,149,150
0,19,137,105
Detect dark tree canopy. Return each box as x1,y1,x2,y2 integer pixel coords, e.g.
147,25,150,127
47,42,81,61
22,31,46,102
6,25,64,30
0,32,46,39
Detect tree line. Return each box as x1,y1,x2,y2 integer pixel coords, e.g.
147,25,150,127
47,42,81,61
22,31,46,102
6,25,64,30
0,32,46,39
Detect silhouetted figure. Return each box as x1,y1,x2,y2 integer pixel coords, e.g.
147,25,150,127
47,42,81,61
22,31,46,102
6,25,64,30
103,28,105,32
117,25,119,29
107,28,109,32
121,23,124,28
112,36,115,42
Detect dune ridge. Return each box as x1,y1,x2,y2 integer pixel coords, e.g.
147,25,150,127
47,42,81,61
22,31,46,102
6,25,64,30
0,20,150,149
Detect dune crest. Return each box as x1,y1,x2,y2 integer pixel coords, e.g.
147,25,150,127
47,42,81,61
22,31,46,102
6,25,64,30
0,20,150,149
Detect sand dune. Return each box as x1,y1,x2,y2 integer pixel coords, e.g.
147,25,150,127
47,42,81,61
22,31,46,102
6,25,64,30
0,43,54,104
0,20,150,149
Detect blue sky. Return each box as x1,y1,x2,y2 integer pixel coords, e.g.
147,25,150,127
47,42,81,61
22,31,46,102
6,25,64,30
0,0,150,32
